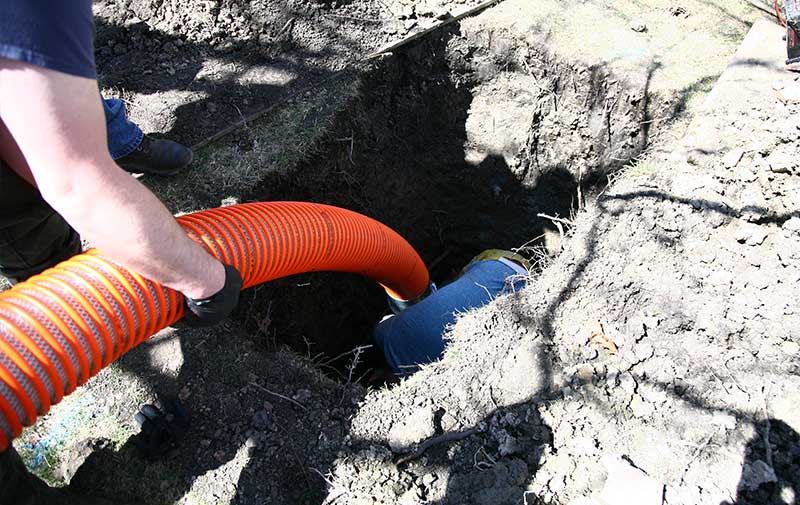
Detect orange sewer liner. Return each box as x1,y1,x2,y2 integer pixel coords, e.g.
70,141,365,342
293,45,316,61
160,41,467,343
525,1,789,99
0,202,429,450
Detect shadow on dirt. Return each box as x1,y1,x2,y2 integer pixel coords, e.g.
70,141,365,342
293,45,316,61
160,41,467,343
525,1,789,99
723,419,800,505
69,323,356,505
94,10,373,148
604,189,800,225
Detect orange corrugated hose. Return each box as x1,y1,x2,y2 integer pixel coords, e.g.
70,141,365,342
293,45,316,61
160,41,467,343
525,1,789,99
0,202,429,450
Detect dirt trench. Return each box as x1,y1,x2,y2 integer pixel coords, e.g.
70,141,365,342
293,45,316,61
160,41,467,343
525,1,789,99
239,26,654,376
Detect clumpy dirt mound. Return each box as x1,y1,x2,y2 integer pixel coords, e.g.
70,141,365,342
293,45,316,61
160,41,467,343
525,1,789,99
327,19,799,505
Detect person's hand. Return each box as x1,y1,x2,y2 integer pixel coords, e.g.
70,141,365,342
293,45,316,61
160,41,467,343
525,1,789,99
182,264,242,327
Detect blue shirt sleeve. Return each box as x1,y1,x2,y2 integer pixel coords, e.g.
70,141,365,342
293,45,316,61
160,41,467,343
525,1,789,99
0,0,96,79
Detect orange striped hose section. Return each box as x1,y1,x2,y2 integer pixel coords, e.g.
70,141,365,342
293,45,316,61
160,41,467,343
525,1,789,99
0,202,429,450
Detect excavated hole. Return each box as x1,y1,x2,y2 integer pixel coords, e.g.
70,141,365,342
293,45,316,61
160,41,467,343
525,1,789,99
240,31,640,381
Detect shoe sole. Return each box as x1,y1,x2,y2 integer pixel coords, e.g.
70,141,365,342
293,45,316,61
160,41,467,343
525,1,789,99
119,148,194,177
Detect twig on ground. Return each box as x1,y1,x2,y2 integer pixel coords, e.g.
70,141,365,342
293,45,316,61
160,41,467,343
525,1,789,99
488,385,499,410
308,466,350,505
537,213,571,244
249,382,307,410
397,427,480,465
276,18,295,39
472,444,497,471
311,467,338,489
302,335,314,359
536,213,574,227
320,344,372,367
340,345,371,404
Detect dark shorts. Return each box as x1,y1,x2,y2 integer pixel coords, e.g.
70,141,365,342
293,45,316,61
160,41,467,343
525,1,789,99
0,161,81,282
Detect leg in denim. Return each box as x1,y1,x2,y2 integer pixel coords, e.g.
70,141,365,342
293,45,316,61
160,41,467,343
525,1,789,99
374,259,526,375
102,97,143,161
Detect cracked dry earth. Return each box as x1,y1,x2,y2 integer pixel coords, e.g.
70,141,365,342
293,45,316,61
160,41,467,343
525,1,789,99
322,20,800,505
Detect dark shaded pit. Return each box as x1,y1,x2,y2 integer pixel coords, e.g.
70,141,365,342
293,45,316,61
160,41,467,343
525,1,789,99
239,30,644,379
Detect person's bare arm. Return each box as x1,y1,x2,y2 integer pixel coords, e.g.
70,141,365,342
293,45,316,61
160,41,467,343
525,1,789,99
0,59,224,299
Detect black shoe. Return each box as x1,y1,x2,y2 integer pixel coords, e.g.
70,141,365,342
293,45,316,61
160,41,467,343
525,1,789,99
788,25,800,71
787,1,800,70
116,135,193,176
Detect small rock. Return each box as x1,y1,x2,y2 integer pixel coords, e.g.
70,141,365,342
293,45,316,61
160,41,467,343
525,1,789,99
711,412,737,430
421,472,438,487
629,394,655,418
630,22,648,32
783,216,800,233
388,407,436,452
767,151,794,173
619,372,637,394
215,40,235,53
735,222,768,246
741,460,777,490
497,431,523,457
113,44,128,55
576,365,595,383
397,3,415,19
600,454,664,505
780,340,800,355
292,389,311,402
722,148,744,168
251,410,271,431
669,6,688,16
582,345,599,360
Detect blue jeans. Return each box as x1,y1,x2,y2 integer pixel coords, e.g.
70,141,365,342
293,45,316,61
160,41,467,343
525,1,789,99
374,259,526,374
102,97,143,160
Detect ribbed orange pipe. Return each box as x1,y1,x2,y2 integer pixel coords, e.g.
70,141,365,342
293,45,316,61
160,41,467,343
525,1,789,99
0,202,429,450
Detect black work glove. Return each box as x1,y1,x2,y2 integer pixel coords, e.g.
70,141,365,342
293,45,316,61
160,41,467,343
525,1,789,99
183,264,242,327
131,398,190,460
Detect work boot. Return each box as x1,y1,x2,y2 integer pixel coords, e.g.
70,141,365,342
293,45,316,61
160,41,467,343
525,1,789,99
115,135,193,176
787,24,800,71
787,0,800,70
